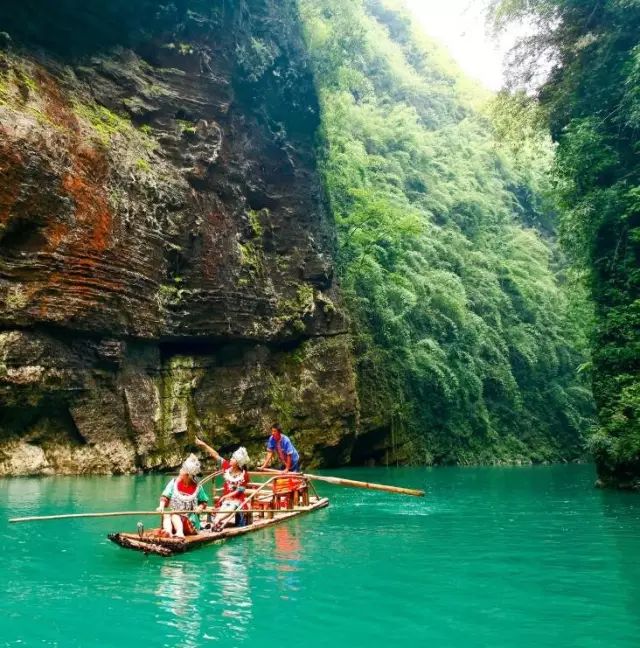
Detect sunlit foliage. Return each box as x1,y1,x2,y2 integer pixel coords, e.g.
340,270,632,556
298,0,593,463
490,0,640,486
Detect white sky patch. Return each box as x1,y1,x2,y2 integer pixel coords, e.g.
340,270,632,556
403,0,520,91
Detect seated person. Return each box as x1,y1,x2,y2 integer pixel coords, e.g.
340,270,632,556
156,454,208,538
195,437,250,531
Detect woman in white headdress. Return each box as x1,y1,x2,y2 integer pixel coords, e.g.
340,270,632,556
156,454,209,538
195,437,250,531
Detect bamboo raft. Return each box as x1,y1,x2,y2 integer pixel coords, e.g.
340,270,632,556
108,471,330,556
108,495,329,556
10,468,423,557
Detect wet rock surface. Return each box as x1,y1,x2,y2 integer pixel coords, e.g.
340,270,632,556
0,0,358,474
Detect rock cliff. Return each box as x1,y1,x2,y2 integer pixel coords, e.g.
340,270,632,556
0,0,358,474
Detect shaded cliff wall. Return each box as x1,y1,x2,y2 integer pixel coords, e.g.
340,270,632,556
0,0,358,474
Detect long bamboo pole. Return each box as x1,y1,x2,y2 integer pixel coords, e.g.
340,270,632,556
9,507,303,524
10,472,291,524
9,470,223,523
9,511,182,523
253,469,425,497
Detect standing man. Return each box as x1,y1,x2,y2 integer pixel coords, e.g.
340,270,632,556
259,423,300,472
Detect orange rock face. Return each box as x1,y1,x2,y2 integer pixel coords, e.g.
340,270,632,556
0,0,358,474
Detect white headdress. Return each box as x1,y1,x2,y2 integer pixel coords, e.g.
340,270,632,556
231,446,250,468
181,453,201,477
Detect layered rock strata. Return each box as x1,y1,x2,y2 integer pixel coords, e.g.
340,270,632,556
0,0,358,474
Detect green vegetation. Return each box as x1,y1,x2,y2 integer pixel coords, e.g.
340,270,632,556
0,58,38,104
157,279,188,308
298,0,593,463
490,0,640,486
4,285,29,311
74,102,133,144
135,157,150,172
237,37,279,82
0,55,60,129
0,69,11,104
176,119,197,135
273,283,316,335
74,99,156,158
247,209,267,238
268,375,296,430
162,42,195,56
13,67,38,99
238,241,265,278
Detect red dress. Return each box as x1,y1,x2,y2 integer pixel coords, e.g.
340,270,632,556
218,459,249,503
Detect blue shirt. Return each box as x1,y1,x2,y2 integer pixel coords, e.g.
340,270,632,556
267,434,300,468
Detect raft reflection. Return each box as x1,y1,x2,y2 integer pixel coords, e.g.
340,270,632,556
273,524,302,599
274,525,301,571
156,561,203,648
154,546,254,645
217,544,253,640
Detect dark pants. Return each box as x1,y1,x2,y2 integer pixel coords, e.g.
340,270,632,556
281,460,301,472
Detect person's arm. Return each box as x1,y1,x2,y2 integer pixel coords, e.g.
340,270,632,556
156,495,169,512
223,481,246,498
196,486,209,512
260,450,274,470
195,436,222,463
157,480,173,512
283,453,292,472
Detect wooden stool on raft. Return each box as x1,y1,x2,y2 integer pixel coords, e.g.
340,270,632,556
272,476,309,509
252,477,309,518
255,493,274,519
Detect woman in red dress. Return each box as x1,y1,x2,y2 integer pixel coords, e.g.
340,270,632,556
195,437,250,530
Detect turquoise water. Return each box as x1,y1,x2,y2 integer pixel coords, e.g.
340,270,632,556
1,465,639,647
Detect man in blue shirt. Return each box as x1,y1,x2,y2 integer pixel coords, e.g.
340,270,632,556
259,423,300,472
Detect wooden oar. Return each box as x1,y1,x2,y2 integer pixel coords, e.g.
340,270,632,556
254,469,425,497
9,507,300,524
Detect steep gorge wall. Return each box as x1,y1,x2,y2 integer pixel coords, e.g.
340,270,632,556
0,0,358,474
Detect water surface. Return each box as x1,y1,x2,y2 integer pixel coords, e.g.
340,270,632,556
1,465,639,647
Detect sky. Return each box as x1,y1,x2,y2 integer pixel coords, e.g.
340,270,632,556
403,0,515,91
